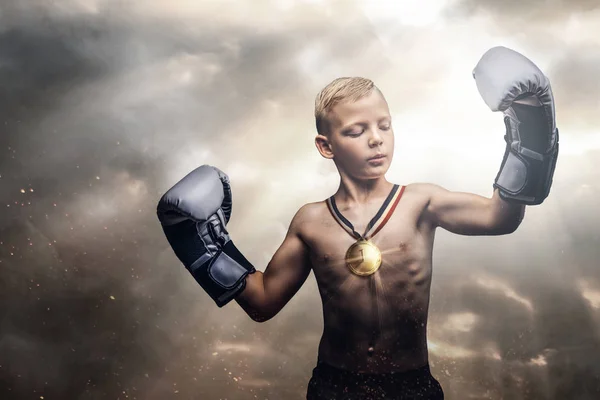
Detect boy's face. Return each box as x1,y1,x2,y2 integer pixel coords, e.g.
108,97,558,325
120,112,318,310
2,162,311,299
316,90,394,180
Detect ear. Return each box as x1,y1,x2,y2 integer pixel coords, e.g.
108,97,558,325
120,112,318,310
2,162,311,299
315,134,334,159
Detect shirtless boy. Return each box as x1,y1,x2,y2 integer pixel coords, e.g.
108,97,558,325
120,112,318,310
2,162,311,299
157,47,559,399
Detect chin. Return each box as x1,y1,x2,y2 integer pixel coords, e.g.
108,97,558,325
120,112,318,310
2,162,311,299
358,167,389,180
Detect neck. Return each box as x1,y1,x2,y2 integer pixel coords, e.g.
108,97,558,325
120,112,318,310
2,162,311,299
334,172,393,206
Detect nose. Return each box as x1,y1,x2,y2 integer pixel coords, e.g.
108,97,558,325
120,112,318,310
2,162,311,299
368,128,383,147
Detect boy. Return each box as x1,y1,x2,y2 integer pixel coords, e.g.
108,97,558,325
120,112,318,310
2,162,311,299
157,47,559,399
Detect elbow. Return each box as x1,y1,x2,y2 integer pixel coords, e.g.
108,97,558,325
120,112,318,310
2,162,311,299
240,304,272,322
250,301,284,322
249,310,275,323
492,219,522,235
252,316,271,323
501,222,520,235
490,204,525,235
245,300,278,323
503,207,525,234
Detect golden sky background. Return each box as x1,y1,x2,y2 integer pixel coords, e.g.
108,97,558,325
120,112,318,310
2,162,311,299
1,1,599,399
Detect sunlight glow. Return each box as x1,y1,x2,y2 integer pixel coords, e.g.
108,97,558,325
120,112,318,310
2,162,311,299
578,279,600,309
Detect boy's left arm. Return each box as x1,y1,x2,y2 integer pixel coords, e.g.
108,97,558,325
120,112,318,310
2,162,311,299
420,46,560,236
420,184,525,236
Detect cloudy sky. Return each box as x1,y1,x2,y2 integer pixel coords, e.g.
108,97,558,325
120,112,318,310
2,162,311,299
1,0,599,399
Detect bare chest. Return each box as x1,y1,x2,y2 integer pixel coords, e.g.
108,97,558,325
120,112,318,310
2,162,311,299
302,198,435,307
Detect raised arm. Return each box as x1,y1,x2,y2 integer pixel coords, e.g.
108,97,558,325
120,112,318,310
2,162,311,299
417,47,560,236
236,206,312,322
417,183,525,236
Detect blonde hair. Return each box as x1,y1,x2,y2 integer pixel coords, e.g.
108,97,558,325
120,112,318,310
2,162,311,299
314,77,377,136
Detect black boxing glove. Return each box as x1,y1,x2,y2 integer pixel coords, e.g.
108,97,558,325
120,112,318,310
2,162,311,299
157,165,255,307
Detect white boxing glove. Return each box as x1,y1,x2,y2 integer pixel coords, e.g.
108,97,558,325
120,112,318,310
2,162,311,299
473,46,559,205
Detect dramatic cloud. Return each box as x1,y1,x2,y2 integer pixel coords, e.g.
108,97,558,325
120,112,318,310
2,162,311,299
448,0,600,20
1,1,599,399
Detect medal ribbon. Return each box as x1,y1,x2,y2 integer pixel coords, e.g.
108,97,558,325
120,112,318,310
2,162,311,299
326,184,405,240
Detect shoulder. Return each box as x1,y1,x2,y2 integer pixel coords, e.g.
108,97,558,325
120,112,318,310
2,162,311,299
402,182,437,202
404,182,441,195
293,201,327,222
401,183,451,222
289,201,327,232
285,201,328,246
403,182,451,202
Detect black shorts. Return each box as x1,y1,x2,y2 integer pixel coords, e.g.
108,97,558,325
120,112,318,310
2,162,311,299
306,360,444,400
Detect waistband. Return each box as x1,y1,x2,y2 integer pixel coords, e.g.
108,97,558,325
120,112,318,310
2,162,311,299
313,360,432,384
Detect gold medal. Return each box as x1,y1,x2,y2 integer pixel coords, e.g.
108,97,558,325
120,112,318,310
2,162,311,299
326,184,405,277
345,239,382,276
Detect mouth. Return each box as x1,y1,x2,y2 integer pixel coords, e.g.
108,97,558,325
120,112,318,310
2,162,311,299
367,154,386,161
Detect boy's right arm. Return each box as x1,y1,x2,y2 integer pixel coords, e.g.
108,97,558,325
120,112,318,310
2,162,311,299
156,164,312,315
235,206,312,322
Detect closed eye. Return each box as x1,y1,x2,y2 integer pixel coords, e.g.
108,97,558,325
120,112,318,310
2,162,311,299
345,129,364,137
